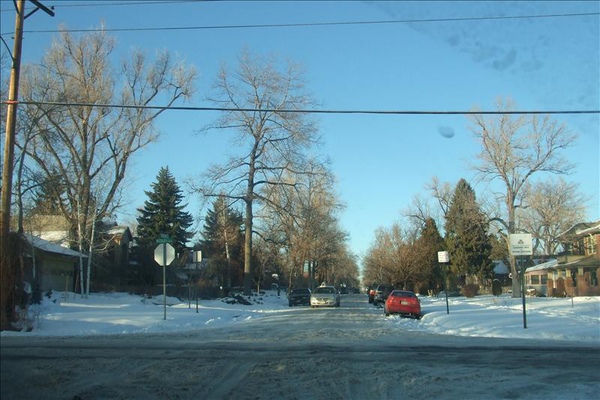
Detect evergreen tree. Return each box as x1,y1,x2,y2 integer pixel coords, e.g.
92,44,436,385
415,218,446,292
31,171,65,215
136,167,194,258
200,195,244,289
444,179,494,284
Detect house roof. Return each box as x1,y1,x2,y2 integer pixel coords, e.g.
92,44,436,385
493,260,509,274
559,256,600,268
575,222,600,236
559,220,600,239
526,259,558,273
525,256,600,273
24,234,87,258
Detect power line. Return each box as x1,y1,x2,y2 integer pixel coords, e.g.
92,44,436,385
0,0,206,13
6,12,600,35
7,100,600,116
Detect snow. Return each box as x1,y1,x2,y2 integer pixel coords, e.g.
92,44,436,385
2,291,599,399
23,233,86,258
2,291,599,344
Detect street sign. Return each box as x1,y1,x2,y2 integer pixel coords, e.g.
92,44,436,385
156,234,171,244
154,243,175,266
437,251,450,263
509,234,532,256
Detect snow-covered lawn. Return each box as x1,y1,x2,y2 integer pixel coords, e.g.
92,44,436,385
2,291,598,344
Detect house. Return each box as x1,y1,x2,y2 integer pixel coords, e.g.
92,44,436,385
23,234,87,293
21,214,135,292
524,221,600,297
524,259,557,296
93,224,134,289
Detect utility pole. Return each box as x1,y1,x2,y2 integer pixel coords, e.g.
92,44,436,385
1,0,54,328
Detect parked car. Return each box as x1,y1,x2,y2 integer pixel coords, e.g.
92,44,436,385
384,290,421,319
288,288,311,307
310,286,340,308
373,284,395,306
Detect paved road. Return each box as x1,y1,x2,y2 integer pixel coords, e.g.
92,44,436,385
2,295,598,399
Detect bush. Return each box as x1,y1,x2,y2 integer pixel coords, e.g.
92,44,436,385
461,284,479,298
492,279,502,296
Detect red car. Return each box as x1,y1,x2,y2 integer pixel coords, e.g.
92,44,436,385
384,290,422,319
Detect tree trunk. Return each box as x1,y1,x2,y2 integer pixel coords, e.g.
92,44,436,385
243,197,253,296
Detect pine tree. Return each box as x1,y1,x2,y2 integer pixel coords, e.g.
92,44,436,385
445,179,494,284
200,195,244,289
416,218,446,292
31,171,64,215
136,167,194,258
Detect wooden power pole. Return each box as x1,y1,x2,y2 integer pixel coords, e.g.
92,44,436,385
1,0,54,328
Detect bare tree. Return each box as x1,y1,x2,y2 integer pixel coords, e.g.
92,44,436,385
468,97,577,296
18,30,196,296
521,178,589,256
16,27,196,294
426,177,453,220
260,160,350,289
192,50,320,295
363,222,423,290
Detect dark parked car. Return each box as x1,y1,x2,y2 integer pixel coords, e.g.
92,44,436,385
373,284,395,306
384,290,422,319
288,288,311,307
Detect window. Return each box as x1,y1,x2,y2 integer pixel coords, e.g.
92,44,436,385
541,275,548,285
583,235,597,256
530,275,540,285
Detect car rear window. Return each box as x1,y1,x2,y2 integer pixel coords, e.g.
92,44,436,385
391,290,416,298
313,287,335,294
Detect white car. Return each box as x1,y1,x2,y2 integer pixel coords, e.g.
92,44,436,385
310,286,340,308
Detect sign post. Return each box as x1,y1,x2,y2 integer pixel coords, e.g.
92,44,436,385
193,250,202,313
154,235,175,320
437,251,450,314
509,234,532,329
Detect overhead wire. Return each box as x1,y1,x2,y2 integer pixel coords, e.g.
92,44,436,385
5,100,599,115
0,0,208,13
6,12,599,35
1,5,598,115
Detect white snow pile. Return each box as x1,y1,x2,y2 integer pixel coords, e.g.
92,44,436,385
1,291,598,344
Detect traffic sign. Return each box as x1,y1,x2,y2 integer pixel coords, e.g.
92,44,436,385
156,234,171,244
437,251,450,263
509,234,532,256
154,243,175,266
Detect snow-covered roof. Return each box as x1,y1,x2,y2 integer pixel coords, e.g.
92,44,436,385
106,225,131,237
37,230,69,243
576,222,600,236
526,259,558,273
493,260,509,274
24,234,87,258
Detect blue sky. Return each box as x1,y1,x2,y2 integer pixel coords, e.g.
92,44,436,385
1,1,598,264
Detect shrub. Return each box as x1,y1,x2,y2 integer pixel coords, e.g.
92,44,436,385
461,284,479,298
